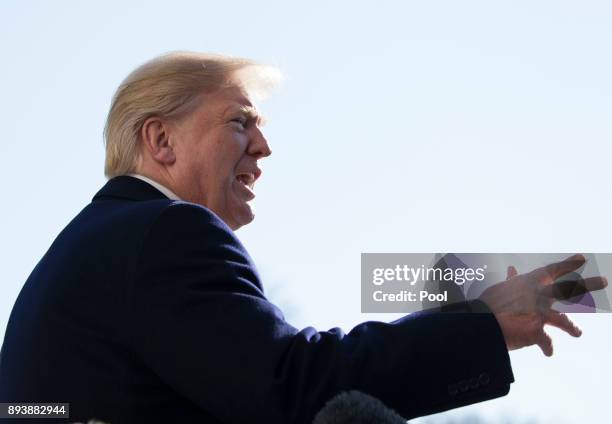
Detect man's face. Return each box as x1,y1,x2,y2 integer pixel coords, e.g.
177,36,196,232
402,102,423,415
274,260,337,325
168,85,271,230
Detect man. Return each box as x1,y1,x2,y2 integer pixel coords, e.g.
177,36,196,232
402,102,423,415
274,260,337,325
0,51,606,424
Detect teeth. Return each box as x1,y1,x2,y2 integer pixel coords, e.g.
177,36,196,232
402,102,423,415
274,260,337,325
237,174,254,187
237,174,254,185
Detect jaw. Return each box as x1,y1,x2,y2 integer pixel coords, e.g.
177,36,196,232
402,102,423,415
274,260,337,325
216,185,256,231
230,199,255,230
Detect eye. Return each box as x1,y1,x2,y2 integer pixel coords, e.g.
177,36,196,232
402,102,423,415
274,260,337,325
231,117,247,129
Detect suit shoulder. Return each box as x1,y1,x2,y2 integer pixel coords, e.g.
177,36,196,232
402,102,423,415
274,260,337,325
143,200,242,250
152,201,233,233
137,200,260,287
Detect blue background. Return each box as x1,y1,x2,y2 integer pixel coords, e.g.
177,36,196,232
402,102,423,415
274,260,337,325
1,1,610,422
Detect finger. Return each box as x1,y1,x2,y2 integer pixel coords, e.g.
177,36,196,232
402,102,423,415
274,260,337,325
537,329,554,357
537,254,586,283
540,276,608,301
544,311,582,337
507,265,518,279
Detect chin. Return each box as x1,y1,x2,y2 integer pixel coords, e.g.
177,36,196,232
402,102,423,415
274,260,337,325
229,204,255,230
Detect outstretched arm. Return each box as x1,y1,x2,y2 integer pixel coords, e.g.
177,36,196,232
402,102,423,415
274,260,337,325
128,202,514,423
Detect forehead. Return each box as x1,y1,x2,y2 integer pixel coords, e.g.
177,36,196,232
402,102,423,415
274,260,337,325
185,85,264,125
209,85,254,112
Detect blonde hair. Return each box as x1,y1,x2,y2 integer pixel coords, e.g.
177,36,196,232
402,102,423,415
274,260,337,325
103,51,282,178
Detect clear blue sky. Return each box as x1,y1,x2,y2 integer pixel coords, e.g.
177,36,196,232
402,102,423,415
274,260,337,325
1,1,611,423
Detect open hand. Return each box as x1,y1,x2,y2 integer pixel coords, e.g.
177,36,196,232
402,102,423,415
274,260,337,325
479,254,608,356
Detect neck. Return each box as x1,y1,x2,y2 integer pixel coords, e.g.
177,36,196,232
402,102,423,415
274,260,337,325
129,168,182,201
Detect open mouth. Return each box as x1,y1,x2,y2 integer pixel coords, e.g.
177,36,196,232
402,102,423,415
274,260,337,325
236,173,255,190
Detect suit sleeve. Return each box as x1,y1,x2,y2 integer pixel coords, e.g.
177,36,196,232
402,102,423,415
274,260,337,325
128,202,514,424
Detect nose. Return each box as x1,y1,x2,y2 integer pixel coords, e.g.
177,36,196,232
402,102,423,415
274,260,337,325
247,127,272,159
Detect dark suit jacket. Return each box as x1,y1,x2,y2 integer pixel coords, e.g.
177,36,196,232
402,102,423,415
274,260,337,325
0,176,514,423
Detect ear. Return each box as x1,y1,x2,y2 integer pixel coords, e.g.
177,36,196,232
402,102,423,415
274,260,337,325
140,116,176,166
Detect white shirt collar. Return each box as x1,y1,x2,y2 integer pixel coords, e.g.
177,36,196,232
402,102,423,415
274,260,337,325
127,173,181,201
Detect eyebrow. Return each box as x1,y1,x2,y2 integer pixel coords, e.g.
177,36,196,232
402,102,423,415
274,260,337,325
234,104,268,127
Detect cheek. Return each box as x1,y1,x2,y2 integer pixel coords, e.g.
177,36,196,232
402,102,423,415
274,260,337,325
220,135,248,172
190,131,247,193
